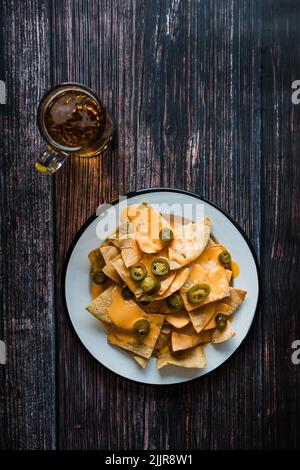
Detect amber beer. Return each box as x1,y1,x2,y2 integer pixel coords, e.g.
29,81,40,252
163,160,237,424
35,83,113,173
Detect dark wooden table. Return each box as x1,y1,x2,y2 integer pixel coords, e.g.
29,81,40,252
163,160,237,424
0,0,299,450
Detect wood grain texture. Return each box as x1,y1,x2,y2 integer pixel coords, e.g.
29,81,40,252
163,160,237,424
261,0,300,449
0,0,56,449
52,0,263,450
1,0,300,451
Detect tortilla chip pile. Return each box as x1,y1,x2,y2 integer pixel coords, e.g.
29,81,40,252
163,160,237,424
86,202,247,370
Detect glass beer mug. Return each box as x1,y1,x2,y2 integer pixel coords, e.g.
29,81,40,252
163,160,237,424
35,83,113,174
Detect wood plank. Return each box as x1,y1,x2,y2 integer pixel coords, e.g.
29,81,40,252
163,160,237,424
52,0,262,449
0,0,56,449
261,0,300,449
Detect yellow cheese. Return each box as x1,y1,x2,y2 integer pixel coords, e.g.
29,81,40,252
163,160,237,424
204,302,229,330
91,281,110,299
225,269,232,283
195,244,224,269
231,260,240,279
165,311,190,329
108,313,164,359
132,207,172,253
107,286,146,330
181,264,229,312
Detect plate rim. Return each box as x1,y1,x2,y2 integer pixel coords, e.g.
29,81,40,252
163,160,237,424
62,187,261,386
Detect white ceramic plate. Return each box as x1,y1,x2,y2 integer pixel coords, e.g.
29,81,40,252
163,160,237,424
64,188,260,385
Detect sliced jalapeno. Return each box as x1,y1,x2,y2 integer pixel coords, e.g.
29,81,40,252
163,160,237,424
92,270,108,285
187,283,210,304
159,227,174,244
215,313,227,329
130,263,147,281
151,257,170,276
218,250,232,268
140,276,161,294
121,285,134,300
166,293,184,313
133,319,150,338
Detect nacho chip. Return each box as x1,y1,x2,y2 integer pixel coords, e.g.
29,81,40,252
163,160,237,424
91,280,112,299
86,283,144,326
111,256,137,293
108,313,164,359
157,344,206,369
195,243,225,270
206,237,216,247
132,354,149,368
204,288,247,330
86,285,114,324
181,263,229,311
211,320,235,343
139,266,190,303
168,217,211,269
139,299,170,314
187,302,217,333
225,269,232,284
187,287,246,332
120,237,143,267
88,247,105,272
130,206,173,253
154,330,170,355
161,323,173,335
100,244,120,264
223,288,247,313
102,255,123,284
171,330,211,352
203,303,229,330
165,311,190,329
123,202,150,222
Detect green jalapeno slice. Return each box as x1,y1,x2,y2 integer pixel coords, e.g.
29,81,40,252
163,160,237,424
121,285,134,300
133,319,150,337
187,283,211,304
92,270,108,285
130,263,147,281
151,257,170,276
215,313,227,330
140,276,161,295
218,250,232,268
166,293,184,313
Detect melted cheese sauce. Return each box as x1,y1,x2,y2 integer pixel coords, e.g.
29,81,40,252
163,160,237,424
172,331,211,351
165,311,190,329
132,207,172,253
108,314,164,353
225,269,232,284
91,281,110,299
204,302,229,330
231,260,240,279
107,286,146,330
195,244,224,269
181,264,229,311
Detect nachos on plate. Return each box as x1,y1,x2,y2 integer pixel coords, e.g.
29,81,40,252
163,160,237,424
85,202,247,369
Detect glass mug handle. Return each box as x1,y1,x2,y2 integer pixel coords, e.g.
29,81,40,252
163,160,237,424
34,146,69,174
